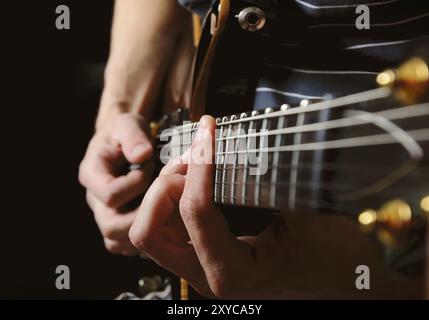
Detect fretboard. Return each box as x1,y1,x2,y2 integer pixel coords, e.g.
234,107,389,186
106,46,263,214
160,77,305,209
156,87,429,213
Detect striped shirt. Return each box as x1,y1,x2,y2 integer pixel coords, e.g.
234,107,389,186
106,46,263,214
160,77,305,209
179,0,429,109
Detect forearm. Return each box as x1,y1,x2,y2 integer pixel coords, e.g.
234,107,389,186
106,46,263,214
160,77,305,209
96,0,189,130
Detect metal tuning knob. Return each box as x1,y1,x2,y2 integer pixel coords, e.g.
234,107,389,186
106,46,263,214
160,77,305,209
357,199,424,248
377,57,429,104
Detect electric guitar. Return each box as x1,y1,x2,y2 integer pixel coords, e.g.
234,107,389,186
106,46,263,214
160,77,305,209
126,57,428,300
123,1,429,300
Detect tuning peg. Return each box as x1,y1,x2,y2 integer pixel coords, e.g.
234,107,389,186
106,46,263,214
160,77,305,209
377,57,429,104
377,199,412,228
358,209,378,228
357,199,415,248
421,194,429,218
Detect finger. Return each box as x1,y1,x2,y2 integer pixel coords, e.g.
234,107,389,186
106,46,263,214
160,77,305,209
83,158,153,208
79,134,122,193
180,116,253,270
88,192,138,240
130,174,187,254
160,149,191,176
113,114,153,164
129,174,207,288
103,238,140,256
103,162,153,207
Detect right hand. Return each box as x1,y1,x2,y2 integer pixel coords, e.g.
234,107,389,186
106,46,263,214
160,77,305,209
79,113,154,256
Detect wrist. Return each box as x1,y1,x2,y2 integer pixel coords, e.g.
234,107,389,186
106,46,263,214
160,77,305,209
95,69,156,132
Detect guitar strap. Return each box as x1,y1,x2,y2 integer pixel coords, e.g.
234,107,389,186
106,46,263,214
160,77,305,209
190,0,231,121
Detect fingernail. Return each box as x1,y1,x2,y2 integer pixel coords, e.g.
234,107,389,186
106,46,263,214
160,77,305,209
132,144,150,158
194,122,207,144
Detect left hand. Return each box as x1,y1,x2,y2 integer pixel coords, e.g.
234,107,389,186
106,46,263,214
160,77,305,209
129,115,420,299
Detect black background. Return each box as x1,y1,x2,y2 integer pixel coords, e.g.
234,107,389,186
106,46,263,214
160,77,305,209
0,0,173,299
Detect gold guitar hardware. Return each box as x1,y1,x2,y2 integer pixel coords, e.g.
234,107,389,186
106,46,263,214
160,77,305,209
358,199,412,229
358,209,378,227
377,57,429,104
150,121,161,139
421,194,429,217
358,199,415,248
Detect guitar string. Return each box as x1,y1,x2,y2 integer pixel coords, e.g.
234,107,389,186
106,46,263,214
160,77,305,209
152,136,429,208
148,89,428,208
216,128,429,155
214,194,352,213
156,101,429,144
155,128,429,155
155,105,428,168
216,102,429,142
214,178,421,193
153,127,429,201
155,86,391,139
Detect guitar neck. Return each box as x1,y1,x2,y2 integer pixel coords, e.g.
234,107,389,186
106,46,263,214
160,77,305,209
156,86,429,215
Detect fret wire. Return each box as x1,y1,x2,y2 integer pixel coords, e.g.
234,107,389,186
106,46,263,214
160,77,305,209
271,111,285,208
231,120,241,205
256,113,272,207
289,110,306,211
214,123,225,203
184,124,188,151
221,122,233,204
245,115,257,206
187,124,192,150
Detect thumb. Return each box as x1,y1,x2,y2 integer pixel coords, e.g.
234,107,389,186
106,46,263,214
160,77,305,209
113,114,153,164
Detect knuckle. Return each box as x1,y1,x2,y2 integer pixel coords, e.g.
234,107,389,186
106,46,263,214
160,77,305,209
102,187,121,207
103,239,121,254
129,225,153,253
121,249,138,257
208,270,234,299
155,175,170,187
100,221,121,240
179,195,209,220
